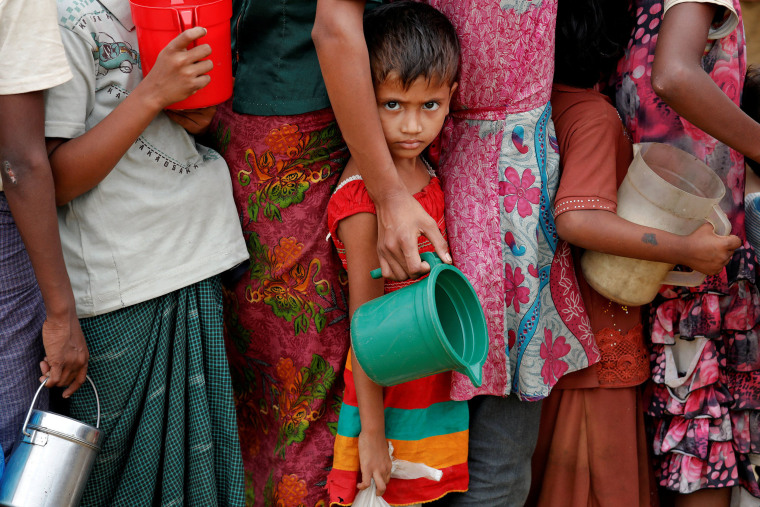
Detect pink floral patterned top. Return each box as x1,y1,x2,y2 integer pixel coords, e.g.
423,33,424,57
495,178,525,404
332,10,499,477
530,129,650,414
420,0,599,401
426,0,556,117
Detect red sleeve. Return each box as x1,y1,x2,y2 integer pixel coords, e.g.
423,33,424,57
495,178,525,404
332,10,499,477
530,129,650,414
326,179,377,242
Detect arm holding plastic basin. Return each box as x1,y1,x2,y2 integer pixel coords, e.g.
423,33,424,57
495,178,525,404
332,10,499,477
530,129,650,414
556,211,739,278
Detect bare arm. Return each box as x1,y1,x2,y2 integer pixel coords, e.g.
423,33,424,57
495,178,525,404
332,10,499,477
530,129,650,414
556,209,739,274
338,211,392,495
652,2,760,164
313,0,451,280
47,27,213,205
0,91,88,397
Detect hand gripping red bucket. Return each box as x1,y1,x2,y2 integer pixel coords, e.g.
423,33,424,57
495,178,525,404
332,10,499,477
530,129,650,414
129,0,233,110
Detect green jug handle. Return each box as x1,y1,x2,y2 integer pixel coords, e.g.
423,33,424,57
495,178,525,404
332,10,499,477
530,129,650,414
369,252,442,279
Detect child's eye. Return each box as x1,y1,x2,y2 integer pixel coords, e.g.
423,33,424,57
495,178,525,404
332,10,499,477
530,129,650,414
423,101,440,111
384,101,400,110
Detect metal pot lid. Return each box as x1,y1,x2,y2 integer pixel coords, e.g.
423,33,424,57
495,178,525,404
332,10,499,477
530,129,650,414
26,410,103,448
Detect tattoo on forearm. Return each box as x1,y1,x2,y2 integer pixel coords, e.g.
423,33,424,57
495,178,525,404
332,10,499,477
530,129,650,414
642,233,658,246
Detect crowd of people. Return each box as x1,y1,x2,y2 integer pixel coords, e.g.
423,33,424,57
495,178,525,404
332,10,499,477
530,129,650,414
1,0,760,506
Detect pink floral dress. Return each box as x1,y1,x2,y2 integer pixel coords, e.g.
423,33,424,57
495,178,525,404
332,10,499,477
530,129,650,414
614,0,760,496
420,0,599,401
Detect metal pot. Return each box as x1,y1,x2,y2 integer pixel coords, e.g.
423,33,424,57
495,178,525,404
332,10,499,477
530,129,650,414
0,376,102,506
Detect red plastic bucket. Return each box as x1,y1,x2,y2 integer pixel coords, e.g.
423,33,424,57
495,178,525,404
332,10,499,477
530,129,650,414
129,0,233,110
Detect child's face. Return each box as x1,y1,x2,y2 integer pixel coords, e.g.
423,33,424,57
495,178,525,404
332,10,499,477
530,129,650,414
375,73,457,162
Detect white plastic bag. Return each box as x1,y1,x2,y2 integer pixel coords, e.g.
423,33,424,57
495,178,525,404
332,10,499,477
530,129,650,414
352,480,392,507
352,443,442,506
387,442,442,481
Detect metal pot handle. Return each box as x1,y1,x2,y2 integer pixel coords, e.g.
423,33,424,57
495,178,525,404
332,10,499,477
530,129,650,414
22,375,101,437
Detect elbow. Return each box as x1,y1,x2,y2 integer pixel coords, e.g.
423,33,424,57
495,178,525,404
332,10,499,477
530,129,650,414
555,211,595,248
310,19,328,51
312,6,359,56
50,168,74,206
1,150,49,190
311,13,339,53
651,63,689,105
555,212,577,243
54,194,70,207
52,180,75,206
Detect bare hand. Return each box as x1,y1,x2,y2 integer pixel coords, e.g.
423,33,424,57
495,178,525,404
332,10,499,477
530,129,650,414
164,106,217,134
683,222,741,275
140,27,213,111
357,431,392,496
39,312,89,398
374,192,451,280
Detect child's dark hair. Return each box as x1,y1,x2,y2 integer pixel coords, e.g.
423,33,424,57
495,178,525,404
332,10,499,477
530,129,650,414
742,65,760,178
364,1,459,89
554,0,634,89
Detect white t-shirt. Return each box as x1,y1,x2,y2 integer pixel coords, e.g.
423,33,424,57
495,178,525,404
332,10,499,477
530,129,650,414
663,0,739,40
45,0,248,317
0,0,72,94
0,0,73,191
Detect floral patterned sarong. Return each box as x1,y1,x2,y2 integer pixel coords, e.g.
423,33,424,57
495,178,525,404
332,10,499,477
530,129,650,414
209,102,351,506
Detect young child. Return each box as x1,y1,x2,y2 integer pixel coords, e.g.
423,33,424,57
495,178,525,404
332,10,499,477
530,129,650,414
528,1,741,506
315,1,602,501
325,3,467,505
42,0,249,504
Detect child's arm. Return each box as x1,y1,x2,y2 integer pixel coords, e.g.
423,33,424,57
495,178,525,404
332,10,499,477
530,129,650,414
652,2,760,165
556,212,739,275
46,27,212,205
554,94,740,274
312,0,451,280
338,210,393,496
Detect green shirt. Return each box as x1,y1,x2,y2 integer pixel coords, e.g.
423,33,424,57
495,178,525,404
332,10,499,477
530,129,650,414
231,0,379,116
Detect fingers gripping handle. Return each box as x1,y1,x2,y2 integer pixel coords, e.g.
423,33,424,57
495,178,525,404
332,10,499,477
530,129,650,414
662,204,732,287
370,252,440,279
22,375,101,437
707,203,731,237
176,8,198,48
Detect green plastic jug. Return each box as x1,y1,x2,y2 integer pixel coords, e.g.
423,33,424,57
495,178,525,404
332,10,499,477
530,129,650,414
350,252,489,387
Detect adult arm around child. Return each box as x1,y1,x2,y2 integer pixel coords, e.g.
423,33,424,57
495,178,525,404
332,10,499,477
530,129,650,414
312,0,451,280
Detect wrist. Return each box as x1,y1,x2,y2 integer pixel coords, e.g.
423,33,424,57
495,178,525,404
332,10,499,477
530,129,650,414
359,419,386,436
129,82,165,117
372,185,411,211
362,167,406,205
41,291,78,322
668,233,690,266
